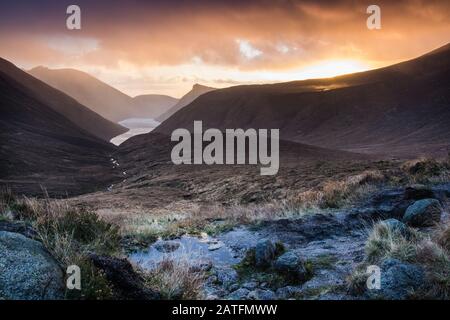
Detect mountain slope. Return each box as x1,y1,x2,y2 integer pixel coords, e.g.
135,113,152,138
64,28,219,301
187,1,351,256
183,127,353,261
154,43,450,157
132,94,178,119
0,58,122,195
156,84,216,122
1,62,126,141
29,67,178,121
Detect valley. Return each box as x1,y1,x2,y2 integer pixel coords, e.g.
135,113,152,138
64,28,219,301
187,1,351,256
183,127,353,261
1,42,450,301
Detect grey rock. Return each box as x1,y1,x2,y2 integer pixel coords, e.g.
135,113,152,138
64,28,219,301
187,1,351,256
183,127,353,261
0,231,64,300
208,243,224,251
276,286,303,299
248,288,276,300
215,267,238,289
242,281,259,290
367,258,425,300
255,240,276,268
273,251,308,281
227,288,250,300
403,199,442,227
228,283,240,292
382,219,410,236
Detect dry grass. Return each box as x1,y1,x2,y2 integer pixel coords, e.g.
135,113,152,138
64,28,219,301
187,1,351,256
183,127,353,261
144,257,205,299
364,221,421,264
400,157,450,184
349,205,450,299
1,192,119,299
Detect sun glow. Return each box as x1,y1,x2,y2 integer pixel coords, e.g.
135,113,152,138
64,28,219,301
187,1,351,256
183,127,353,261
294,60,370,80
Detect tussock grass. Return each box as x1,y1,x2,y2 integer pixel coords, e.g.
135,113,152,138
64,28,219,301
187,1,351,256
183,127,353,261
364,221,421,264
349,208,450,299
144,257,205,300
401,157,450,184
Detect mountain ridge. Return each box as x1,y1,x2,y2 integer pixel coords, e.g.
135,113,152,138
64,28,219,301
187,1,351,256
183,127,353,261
153,42,450,157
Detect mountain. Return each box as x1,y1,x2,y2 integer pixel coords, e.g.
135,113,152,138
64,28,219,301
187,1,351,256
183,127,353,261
132,94,178,119
2,63,125,141
154,43,450,157
156,84,216,122
28,67,178,122
0,58,122,195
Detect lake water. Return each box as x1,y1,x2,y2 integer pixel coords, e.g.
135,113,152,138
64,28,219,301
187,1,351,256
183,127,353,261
110,118,160,146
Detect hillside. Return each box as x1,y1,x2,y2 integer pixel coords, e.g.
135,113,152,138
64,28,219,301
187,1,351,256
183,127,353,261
156,84,216,122
132,94,178,118
28,67,178,121
154,43,450,157
0,58,122,196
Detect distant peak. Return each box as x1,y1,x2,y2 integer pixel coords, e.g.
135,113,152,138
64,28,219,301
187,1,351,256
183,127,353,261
29,66,49,72
192,83,204,89
192,83,214,91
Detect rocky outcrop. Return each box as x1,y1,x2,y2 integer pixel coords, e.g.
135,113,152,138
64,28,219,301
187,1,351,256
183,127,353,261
382,219,410,237
273,251,308,281
367,258,425,300
403,199,442,227
0,231,64,300
255,240,276,268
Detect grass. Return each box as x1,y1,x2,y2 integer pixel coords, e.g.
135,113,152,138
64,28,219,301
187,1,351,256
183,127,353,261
0,192,120,299
144,257,205,299
400,157,450,185
348,208,450,299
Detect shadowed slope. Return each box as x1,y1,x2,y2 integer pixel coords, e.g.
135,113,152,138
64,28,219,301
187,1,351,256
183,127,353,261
155,43,450,157
29,67,178,122
156,84,216,122
0,58,122,196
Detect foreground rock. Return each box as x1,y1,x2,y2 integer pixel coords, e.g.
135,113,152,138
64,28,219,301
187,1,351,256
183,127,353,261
382,219,410,237
367,258,425,300
273,251,308,281
0,231,64,300
403,199,442,227
255,240,276,268
89,254,159,300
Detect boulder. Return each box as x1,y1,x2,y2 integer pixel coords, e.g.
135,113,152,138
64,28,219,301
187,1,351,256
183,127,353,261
0,231,64,300
215,267,238,289
241,281,259,290
255,240,276,268
89,254,159,300
248,288,276,300
404,185,435,200
227,288,250,300
382,219,410,237
275,286,303,299
367,258,425,300
273,251,308,281
403,199,442,227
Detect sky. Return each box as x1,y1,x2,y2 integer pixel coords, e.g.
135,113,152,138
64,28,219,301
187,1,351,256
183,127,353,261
0,0,449,97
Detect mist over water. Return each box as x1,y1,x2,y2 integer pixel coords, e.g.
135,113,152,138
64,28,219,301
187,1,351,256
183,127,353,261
110,118,160,146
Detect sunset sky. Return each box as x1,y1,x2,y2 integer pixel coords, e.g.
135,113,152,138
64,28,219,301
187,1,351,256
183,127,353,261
0,0,449,97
